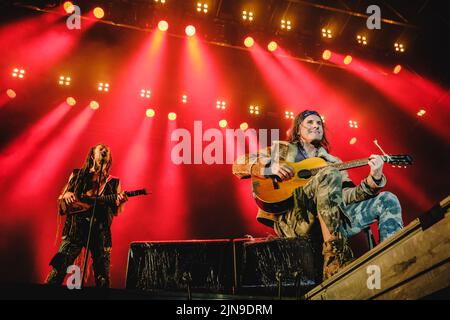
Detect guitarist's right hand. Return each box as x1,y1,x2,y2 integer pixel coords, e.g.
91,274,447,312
269,163,295,181
62,192,77,205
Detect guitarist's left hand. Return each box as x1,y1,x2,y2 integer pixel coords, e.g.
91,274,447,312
368,154,384,180
116,191,128,206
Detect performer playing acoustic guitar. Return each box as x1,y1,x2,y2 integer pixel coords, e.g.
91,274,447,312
232,110,404,280
46,144,128,287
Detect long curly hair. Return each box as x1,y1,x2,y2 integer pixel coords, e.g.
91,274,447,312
287,110,330,152
71,144,113,197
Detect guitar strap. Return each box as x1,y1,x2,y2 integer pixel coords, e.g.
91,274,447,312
98,175,114,195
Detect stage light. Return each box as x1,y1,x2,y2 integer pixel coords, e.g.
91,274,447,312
98,82,109,92
349,137,357,145
63,1,75,13
182,94,187,104
281,20,291,30
158,20,169,31
59,76,71,86
356,35,367,45
219,120,227,128
12,68,25,79
267,41,277,52
244,36,254,48
240,122,248,131
154,0,166,3
393,65,402,74
185,25,196,37
394,42,405,53
90,101,99,110
322,49,332,60
344,55,352,65
168,112,177,120
322,28,332,38
6,89,16,99
140,89,151,98
320,115,325,123
216,100,226,110
249,105,260,115
93,7,105,19
197,2,208,14
349,120,358,128
66,97,76,106
285,111,294,119
417,109,426,117
242,11,253,21
146,109,155,118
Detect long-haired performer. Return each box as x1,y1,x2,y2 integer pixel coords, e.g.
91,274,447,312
46,144,128,287
233,110,403,280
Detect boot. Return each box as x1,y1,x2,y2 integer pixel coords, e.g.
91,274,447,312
322,237,354,281
46,268,65,285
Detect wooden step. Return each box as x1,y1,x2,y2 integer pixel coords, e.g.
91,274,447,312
304,195,450,300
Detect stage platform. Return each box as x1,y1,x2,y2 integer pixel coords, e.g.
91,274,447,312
1,196,449,300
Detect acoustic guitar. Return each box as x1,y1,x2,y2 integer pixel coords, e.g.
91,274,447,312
251,155,412,213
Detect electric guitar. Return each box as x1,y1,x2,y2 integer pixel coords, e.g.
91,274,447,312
61,189,148,215
251,155,413,213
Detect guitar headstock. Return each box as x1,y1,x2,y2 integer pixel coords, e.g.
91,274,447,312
125,189,149,196
382,154,413,167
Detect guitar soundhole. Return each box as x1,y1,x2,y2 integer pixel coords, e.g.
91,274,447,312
297,170,312,179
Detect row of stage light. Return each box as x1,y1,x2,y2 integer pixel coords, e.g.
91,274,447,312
62,1,407,54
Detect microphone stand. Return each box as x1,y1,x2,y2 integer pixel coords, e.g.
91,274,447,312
80,157,105,289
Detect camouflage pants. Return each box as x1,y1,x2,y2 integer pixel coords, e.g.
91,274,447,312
274,167,403,243
46,219,112,288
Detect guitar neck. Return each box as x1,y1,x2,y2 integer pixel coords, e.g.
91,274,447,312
96,190,146,204
310,157,375,175
331,158,371,171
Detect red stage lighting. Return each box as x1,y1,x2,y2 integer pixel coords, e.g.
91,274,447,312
93,7,105,19
63,1,75,13
66,97,76,106
90,101,99,110
285,111,294,119
322,28,332,38
140,89,151,98
168,112,177,120
349,137,357,145
344,55,353,65
182,94,187,103
158,20,169,32
349,120,358,128
393,65,402,74
59,76,71,86
219,119,227,128
322,50,332,60
417,109,426,117
244,36,254,48
98,82,109,92
267,41,278,52
216,100,226,110
185,25,196,37
12,68,25,79
6,89,16,99
240,122,249,131
146,109,155,117
249,105,260,115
